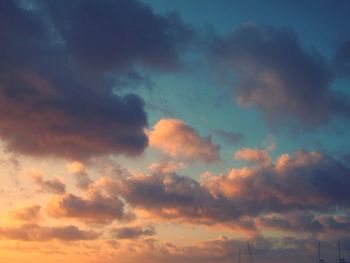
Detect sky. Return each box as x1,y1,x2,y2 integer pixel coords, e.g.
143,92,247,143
1,0,350,262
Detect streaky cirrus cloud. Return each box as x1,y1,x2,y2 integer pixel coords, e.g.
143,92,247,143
110,225,156,239
209,24,350,127
148,119,220,163
0,224,99,242
47,191,134,224
0,0,193,160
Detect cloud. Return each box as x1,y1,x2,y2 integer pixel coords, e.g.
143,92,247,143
31,172,66,194
148,119,220,163
0,0,193,160
103,170,254,229
257,211,350,236
149,161,186,174
67,161,92,190
212,129,244,145
93,235,317,263
0,224,99,242
9,205,41,222
234,147,271,164
97,150,350,234
47,191,134,224
204,151,350,215
43,0,193,71
110,225,156,239
209,25,350,127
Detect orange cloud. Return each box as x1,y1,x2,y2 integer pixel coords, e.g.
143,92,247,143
8,205,41,222
149,161,185,174
234,147,271,164
148,119,220,163
0,224,99,241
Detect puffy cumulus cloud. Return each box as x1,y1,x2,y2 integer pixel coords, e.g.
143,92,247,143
97,150,350,234
209,25,350,127
148,119,220,163
110,225,156,239
102,170,255,230
0,0,193,160
9,205,41,222
47,191,134,224
204,151,350,215
31,172,66,194
234,147,271,164
0,224,99,242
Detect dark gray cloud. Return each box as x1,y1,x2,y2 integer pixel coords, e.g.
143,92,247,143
209,25,350,127
205,151,350,216
108,172,242,225
0,224,99,241
47,191,135,224
32,173,66,194
110,225,155,239
75,172,93,191
257,211,350,239
0,0,192,160
43,0,193,71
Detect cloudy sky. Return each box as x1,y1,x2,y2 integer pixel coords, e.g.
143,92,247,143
1,0,350,262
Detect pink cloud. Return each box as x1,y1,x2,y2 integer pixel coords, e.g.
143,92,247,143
148,119,220,163
234,147,271,164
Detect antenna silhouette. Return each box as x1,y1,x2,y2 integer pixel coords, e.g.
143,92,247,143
318,242,327,263
338,241,346,263
247,242,255,263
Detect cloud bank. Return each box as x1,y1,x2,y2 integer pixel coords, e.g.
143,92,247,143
0,0,193,160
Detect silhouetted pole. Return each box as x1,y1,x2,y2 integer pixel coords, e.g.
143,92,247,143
247,242,255,263
318,242,321,263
